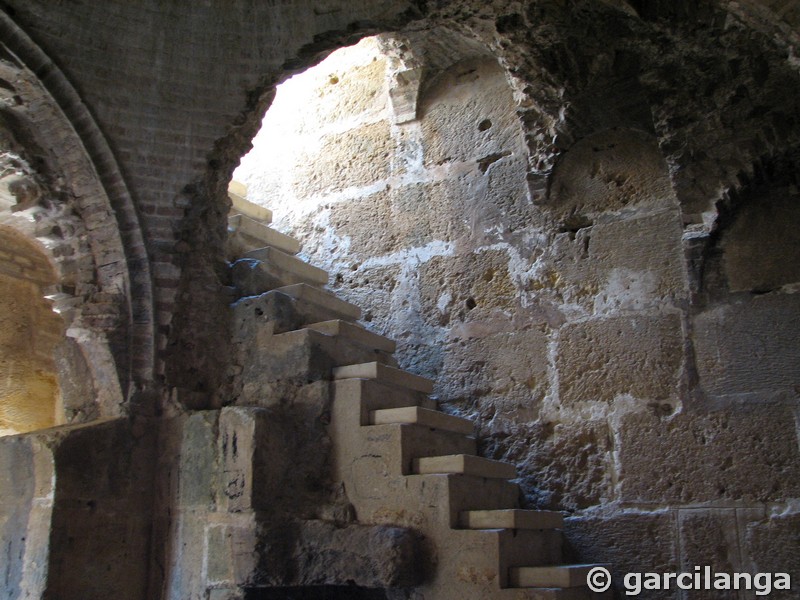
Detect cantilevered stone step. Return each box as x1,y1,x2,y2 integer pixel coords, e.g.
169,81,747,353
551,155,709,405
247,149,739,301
413,454,517,479
459,509,564,530
275,284,361,321
258,328,396,382
370,406,474,435
497,586,609,599
333,379,437,427
306,319,396,353
233,289,359,336
228,181,273,223
333,362,434,394
232,257,326,296
362,422,478,476
509,564,608,588
229,214,300,255
244,246,328,285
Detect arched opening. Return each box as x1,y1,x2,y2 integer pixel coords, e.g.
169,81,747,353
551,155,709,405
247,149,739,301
0,33,138,428
0,24,153,600
230,29,529,384
692,155,800,402
0,226,63,435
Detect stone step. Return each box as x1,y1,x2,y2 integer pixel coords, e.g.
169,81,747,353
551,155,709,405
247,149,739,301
370,406,474,436
258,328,396,382
228,214,298,254
404,527,564,591
228,181,274,223
440,475,522,526
229,180,247,196
332,379,437,427
360,423,477,476
232,287,360,336
232,255,326,296
276,283,361,321
244,246,328,285
509,565,607,589
413,454,517,479
496,586,611,599
459,509,564,530
306,319,396,354
332,362,434,394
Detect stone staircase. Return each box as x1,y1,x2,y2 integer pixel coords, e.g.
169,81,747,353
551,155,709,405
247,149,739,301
226,181,610,599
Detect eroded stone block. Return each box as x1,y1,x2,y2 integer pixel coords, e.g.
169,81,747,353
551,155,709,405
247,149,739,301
564,511,679,600
557,313,684,404
721,187,800,292
548,128,676,217
745,512,800,599
548,210,688,313
693,292,800,401
618,406,800,504
420,57,524,168
179,411,219,508
293,122,393,198
255,520,421,589
484,420,613,510
418,249,518,327
678,509,742,600
440,329,549,413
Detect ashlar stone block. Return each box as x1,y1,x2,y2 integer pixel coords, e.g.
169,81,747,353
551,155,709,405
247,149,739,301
556,313,684,405
564,512,679,600
548,210,688,314
618,406,800,504
693,292,800,401
744,512,800,599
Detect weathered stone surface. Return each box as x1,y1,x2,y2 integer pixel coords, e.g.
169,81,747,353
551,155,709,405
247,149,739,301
557,313,684,405
564,512,679,600
678,509,743,600
0,419,155,600
418,249,518,327
618,406,800,504
547,210,688,314
440,329,549,420
331,263,401,328
0,434,42,599
256,520,422,589
693,292,800,401
329,191,396,259
744,512,800,599
483,420,613,510
420,57,525,168
721,187,800,293
53,337,97,422
179,411,219,509
0,269,62,435
294,122,395,198
548,129,676,218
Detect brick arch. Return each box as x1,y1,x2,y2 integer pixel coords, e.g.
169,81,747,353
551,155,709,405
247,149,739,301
0,13,153,411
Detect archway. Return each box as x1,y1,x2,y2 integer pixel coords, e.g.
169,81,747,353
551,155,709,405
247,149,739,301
0,226,63,435
232,28,529,383
0,18,154,600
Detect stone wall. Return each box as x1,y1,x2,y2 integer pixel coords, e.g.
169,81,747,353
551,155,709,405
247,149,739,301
0,418,154,600
234,13,800,596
